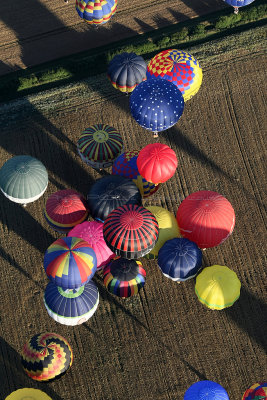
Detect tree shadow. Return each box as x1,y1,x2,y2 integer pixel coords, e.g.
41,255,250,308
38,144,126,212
0,336,63,400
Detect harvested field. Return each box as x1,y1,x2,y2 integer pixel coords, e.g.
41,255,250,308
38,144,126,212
0,28,266,400
0,0,227,76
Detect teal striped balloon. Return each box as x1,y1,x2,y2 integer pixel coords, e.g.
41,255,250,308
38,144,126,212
0,155,48,204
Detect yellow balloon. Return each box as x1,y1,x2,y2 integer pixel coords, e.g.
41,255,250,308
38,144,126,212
5,388,52,400
145,206,180,259
195,265,241,310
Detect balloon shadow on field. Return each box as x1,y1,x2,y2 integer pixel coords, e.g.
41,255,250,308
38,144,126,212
224,287,267,351
93,274,208,381
161,126,266,211
178,0,227,15
0,245,45,290
0,336,63,400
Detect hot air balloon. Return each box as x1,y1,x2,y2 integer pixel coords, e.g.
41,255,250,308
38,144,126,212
5,389,52,400
158,238,202,281
44,237,97,289
112,150,160,198
87,175,142,222
195,265,241,310
0,155,48,205
176,190,235,249
224,0,255,14
137,143,178,184
103,258,146,297
242,382,267,400
68,221,115,269
107,52,147,93
129,78,184,137
76,0,117,25
44,280,99,325
103,204,159,259
145,206,180,259
184,381,230,400
77,124,123,170
147,49,202,101
44,189,89,233
21,332,73,381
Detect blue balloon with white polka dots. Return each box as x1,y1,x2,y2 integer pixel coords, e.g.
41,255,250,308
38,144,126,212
129,78,184,133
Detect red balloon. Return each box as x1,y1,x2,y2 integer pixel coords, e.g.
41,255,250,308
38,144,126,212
176,190,235,248
137,143,178,184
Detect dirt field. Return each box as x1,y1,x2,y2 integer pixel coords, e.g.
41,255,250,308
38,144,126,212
0,28,266,400
0,0,227,76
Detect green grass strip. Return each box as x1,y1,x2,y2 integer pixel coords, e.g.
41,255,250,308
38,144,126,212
0,0,266,103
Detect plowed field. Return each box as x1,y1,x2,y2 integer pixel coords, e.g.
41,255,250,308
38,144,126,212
0,0,227,75
0,28,266,400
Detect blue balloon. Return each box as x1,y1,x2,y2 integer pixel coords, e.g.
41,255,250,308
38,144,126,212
129,78,184,133
224,0,254,6
184,381,230,400
107,52,147,93
158,238,202,281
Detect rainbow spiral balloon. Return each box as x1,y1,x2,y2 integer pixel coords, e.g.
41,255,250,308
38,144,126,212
147,49,202,101
44,237,97,289
21,332,73,381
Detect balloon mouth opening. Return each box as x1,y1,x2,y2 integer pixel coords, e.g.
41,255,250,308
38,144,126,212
15,163,30,174
93,130,109,142
120,211,144,229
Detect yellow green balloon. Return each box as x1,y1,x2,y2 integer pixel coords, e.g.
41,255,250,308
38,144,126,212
145,206,180,259
195,265,241,310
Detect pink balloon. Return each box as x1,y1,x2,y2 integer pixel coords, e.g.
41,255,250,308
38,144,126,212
68,221,115,269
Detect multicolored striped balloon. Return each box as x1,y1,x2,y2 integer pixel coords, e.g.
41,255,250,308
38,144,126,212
147,49,203,102
44,189,89,233
103,258,146,297
44,280,99,326
77,124,123,169
112,150,160,198
107,52,147,93
242,382,267,400
21,332,73,381
76,0,117,25
103,204,159,259
44,237,97,289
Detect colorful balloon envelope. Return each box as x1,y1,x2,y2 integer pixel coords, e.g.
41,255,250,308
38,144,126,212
176,190,235,249
5,389,52,400
108,52,147,93
184,380,230,400
77,124,123,169
129,78,184,134
158,238,202,281
87,175,142,222
0,155,48,204
21,332,73,381
44,189,89,233
137,143,178,184
195,265,241,310
147,49,203,102
44,237,97,289
112,150,160,198
103,204,159,259
103,258,146,297
68,221,115,270
242,382,267,400
76,0,117,25
224,0,254,7
145,206,180,259
44,280,99,325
